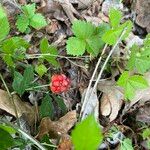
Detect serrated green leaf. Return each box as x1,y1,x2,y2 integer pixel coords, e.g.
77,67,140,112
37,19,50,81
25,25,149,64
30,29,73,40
142,128,150,139
72,20,96,39
66,37,86,56
30,13,47,29
40,38,59,67
2,37,29,53
86,35,104,56
12,71,23,93
2,55,14,67
0,5,10,41
109,8,122,28
35,64,47,77
12,65,34,95
121,138,134,150
53,95,67,115
117,71,149,100
40,38,49,52
40,94,54,119
127,45,150,74
71,114,103,150
0,128,16,149
16,14,29,33
96,23,110,37
102,19,132,45
22,3,35,18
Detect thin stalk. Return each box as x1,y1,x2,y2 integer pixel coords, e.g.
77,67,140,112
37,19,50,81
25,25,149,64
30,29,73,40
90,28,127,98
82,44,108,108
0,73,20,127
26,53,89,60
25,84,50,91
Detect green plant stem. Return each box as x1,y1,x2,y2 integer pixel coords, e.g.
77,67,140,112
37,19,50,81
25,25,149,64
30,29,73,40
0,73,20,127
41,143,57,148
25,84,50,91
0,120,47,150
26,53,89,60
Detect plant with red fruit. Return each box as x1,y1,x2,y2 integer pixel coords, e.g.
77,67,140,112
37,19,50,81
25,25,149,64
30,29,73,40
50,74,71,94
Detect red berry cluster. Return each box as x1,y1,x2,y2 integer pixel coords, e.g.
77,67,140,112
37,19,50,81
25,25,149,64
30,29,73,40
50,74,71,94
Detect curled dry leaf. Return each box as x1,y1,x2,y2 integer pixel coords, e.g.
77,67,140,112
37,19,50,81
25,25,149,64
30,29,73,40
36,110,77,140
98,80,123,122
0,89,36,126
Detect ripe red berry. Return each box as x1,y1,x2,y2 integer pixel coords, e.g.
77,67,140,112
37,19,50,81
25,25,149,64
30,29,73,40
50,74,71,93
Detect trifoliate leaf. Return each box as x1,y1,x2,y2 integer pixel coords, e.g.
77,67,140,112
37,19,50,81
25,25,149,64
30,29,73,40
30,13,47,29
117,71,149,100
0,5,10,41
127,45,150,74
66,37,86,56
109,8,122,28
71,114,103,150
120,138,134,150
40,38,59,67
16,14,29,33
35,64,47,77
0,128,16,150
22,3,35,18
72,20,96,39
86,35,104,56
40,94,54,119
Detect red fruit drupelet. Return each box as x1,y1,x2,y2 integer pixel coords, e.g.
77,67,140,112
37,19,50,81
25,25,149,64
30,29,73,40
50,74,71,94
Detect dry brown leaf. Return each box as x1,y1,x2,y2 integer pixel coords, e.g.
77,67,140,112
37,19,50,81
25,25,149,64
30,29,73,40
36,111,77,140
98,80,123,122
0,89,36,125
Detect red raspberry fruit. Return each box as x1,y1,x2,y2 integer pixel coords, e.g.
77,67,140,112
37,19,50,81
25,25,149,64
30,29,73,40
50,74,71,94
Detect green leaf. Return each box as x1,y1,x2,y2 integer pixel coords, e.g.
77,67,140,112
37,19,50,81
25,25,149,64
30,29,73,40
35,64,47,77
0,5,10,41
16,14,29,33
2,55,14,67
22,3,35,18
109,8,122,28
71,114,103,150
121,138,134,150
72,20,96,39
40,94,54,119
40,38,59,67
0,128,16,149
96,23,110,37
12,65,34,95
12,71,24,94
142,128,150,139
127,45,150,74
0,125,16,134
117,71,149,100
30,13,47,29
66,37,86,56
86,35,104,56
2,37,29,54
53,95,67,115
40,37,49,52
